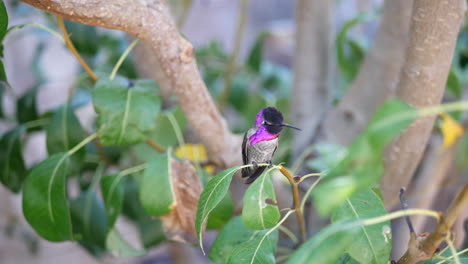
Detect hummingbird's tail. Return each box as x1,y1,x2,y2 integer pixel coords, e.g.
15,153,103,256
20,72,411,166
245,166,266,184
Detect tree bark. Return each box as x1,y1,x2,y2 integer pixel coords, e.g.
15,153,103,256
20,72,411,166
382,0,466,207
320,0,413,145
19,0,242,168
291,0,332,160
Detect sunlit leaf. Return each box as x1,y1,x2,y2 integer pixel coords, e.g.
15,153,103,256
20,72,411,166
106,228,146,257
22,153,72,241
332,188,391,264
440,113,464,149
209,217,278,264
242,169,280,230
101,173,124,229
286,222,358,264
93,78,161,145
0,126,26,192
195,165,242,252
313,99,416,216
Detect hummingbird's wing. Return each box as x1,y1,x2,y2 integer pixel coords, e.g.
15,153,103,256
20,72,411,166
241,131,251,178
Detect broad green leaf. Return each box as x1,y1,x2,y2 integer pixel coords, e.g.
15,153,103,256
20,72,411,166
46,105,86,157
101,173,124,229
106,228,146,257
209,217,278,264
247,32,268,73
22,153,72,241
70,190,108,254
332,188,391,264
286,222,358,264
336,254,361,264
195,165,242,252
0,0,7,42
242,169,280,230
16,88,39,124
207,192,234,230
0,126,26,192
140,152,174,216
313,99,416,215
0,82,4,117
307,142,347,172
120,177,166,248
0,59,5,83
93,78,161,145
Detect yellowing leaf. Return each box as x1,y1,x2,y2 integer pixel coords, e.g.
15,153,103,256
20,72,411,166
440,113,464,149
175,144,214,173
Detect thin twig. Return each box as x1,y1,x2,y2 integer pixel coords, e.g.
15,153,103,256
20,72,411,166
400,187,416,234
145,138,165,153
56,16,98,82
219,0,248,113
278,166,306,243
397,184,468,264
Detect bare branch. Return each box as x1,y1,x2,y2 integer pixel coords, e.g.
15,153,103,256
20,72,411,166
382,0,467,207
20,0,242,167
397,185,468,264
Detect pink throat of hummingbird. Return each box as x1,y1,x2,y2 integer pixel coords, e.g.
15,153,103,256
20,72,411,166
249,125,278,145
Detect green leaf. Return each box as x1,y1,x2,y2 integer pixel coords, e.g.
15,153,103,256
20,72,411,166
242,169,280,230
46,105,86,157
140,152,174,216
286,222,358,264
70,190,108,254
16,88,39,124
195,165,242,252
22,153,72,241
207,192,234,230
0,59,6,83
0,0,7,42
446,68,462,98
138,217,165,249
0,81,4,117
0,126,26,192
106,228,146,257
247,32,268,73
307,143,347,172
336,254,361,264
336,15,367,84
209,216,278,264
313,99,416,216
332,188,391,264
63,20,99,57
101,173,124,229
93,78,161,145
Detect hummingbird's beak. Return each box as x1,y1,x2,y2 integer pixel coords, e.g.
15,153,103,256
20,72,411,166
281,123,301,131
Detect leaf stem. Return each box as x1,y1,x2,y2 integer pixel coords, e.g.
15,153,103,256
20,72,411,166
445,234,461,264
167,112,186,155
435,247,468,264
300,177,321,211
23,118,50,129
277,225,299,244
7,23,65,42
361,209,440,227
278,166,306,243
110,38,139,81
297,172,322,184
56,16,98,82
67,133,97,156
145,138,165,153
219,0,248,113
120,163,148,177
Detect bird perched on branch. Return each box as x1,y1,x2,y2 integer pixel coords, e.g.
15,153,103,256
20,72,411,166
242,107,301,184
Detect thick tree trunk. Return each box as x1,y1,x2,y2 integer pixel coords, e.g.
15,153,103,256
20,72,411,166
320,0,413,145
290,0,332,160
20,0,242,168
381,0,466,207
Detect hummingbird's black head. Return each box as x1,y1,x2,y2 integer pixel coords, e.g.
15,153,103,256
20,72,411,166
262,107,284,134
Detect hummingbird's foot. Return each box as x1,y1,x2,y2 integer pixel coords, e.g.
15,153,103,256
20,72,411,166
268,160,273,168
251,161,258,169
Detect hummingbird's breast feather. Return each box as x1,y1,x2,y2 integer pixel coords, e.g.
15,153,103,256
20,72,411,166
245,128,278,164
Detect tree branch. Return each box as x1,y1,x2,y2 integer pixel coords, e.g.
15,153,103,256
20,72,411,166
397,185,468,264
291,0,332,159
382,0,467,207
20,0,242,168
320,0,413,145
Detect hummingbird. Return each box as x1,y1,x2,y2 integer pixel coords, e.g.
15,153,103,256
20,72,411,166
241,107,301,184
